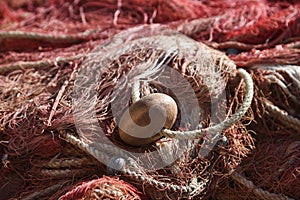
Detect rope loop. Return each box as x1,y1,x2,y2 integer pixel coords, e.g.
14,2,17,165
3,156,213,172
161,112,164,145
161,68,254,139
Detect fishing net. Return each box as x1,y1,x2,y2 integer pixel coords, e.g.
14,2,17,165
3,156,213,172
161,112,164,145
0,0,299,199
215,135,300,200
0,23,254,199
59,176,144,200
214,65,300,199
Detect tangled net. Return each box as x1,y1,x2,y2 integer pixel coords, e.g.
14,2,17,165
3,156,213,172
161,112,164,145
0,0,299,199
0,24,254,199
215,64,300,200
59,176,144,200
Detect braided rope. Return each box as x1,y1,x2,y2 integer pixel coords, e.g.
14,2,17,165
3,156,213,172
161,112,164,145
59,130,207,197
131,81,141,103
126,77,208,195
0,54,85,74
59,130,127,162
231,171,293,200
0,30,97,42
93,188,123,198
48,157,95,168
160,68,254,139
129,47,178,104
264,74,299,103
59,66,252,197
123,157,207,195
23,181,68,200
122,167,206,194
263,100,300,131
40,169,93,178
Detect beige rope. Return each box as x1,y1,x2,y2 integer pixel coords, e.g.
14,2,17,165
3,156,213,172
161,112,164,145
59,130,207,197
263,100,300,131
59,66,253,197
23,181,68,200
0,30,97,42
93,188,123,198
160,68,254,139
40,168,93,178
59,130,130,162
0,54,85,74
122,166,206,194
131,81,141,103
47,157,95,169
231,171,294,200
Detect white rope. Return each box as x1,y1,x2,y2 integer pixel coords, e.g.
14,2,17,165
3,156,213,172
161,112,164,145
59,67,253,198
122,166,207,194
59,130,207,197
160,68,254,139
231,171,294,200
23,181,67,200
263,100,300,131
131,81,141,103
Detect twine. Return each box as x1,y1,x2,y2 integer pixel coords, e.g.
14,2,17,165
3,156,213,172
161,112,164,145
47,65,79,126
160,68,254,139
231,171,294,200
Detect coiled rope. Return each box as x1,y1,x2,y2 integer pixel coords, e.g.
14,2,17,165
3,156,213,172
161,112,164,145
59,67,254,197
59,130,206,196
131,68,254,140
263,100,300,131
160,68,254,140
231,171,294,200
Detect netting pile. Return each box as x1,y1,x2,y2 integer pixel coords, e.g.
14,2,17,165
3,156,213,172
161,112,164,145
59,176,144,200
215,64,300,200
0,0,299,199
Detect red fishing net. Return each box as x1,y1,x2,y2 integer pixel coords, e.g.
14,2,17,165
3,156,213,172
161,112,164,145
0,0,299,199
59,176,145,200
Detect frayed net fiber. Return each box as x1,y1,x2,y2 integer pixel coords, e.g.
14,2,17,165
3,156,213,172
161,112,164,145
69,25,253,199
73,25,236,141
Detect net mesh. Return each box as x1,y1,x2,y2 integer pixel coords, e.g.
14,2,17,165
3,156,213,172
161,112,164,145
0,0,299,199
